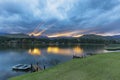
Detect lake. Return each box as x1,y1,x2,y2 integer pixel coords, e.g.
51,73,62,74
0,44,106,80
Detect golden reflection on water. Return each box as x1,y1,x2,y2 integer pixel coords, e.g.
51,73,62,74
47,46,83,55
73,46,83,54
28,46,83,56
47,47,72,55
28,48,41,56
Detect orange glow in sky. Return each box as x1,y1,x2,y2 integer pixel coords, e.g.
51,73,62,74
47,31,80,38
28,23,55,37
72,34,83,37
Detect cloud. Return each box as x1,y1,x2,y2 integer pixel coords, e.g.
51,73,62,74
0,0,120,35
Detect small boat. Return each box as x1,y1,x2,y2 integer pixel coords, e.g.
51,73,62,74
73,55,86,59
73,55,82,59
12,64,31,71
87,53,96,56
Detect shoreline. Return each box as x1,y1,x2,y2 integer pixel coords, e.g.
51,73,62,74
10,52,120,80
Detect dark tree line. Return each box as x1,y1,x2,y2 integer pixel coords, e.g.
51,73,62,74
0,36,120,46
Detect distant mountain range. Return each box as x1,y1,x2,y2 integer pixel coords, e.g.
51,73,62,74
78,34,120,40
0,32,8,35
0,33,120,39
0,33,30,38
106,35,120,39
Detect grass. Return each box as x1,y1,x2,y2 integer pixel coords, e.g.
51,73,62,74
10,52,120,80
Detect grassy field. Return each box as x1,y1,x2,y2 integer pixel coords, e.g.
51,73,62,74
10,52,120,80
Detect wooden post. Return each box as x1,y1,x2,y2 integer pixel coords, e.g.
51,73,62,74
31,64,33,72
44,65,45,70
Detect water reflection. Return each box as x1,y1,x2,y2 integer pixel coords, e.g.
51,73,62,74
28,48,41,56
47,46,84,56
47,47,72,55
0,44,106,80
73,46,83,54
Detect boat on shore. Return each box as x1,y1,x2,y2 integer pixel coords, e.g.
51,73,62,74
12,63,43,72
12,64,31,71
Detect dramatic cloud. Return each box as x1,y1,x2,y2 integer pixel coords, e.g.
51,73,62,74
0,0,120,35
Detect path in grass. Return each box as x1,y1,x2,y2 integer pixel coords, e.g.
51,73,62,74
10,52,120,80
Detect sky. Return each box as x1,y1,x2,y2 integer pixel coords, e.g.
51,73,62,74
0,0,120,36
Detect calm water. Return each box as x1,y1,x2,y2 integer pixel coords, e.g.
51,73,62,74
0,44,106,80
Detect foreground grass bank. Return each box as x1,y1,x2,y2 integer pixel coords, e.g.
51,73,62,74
10,52,120,80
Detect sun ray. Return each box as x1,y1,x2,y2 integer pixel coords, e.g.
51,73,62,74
33,22,44,33
29,24,55,37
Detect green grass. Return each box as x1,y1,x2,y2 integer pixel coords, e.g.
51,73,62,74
10,52,120,80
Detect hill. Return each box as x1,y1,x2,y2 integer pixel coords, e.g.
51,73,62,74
0,33,30,38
